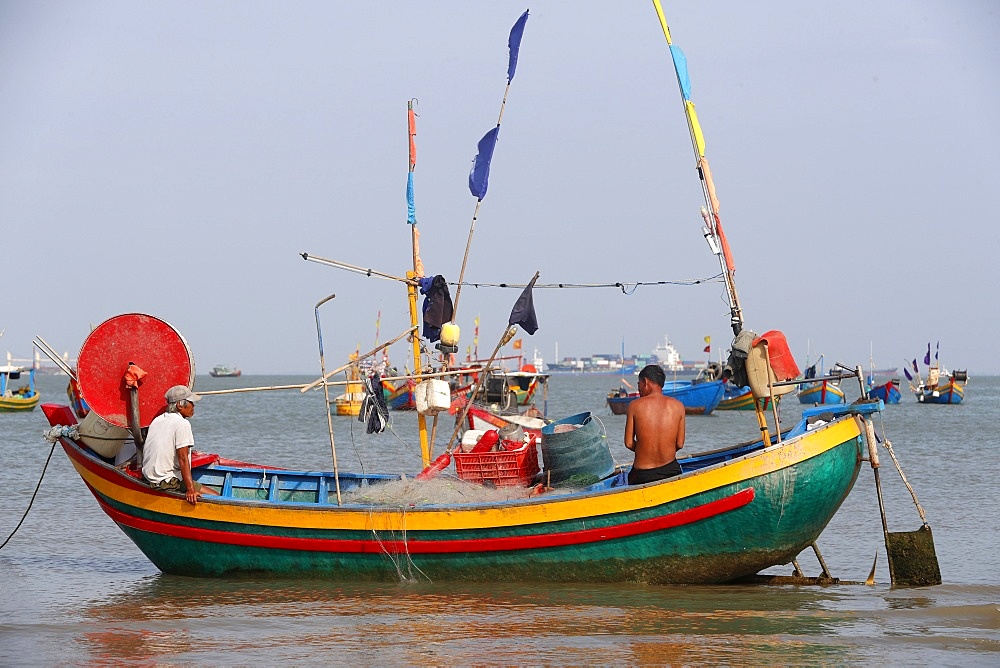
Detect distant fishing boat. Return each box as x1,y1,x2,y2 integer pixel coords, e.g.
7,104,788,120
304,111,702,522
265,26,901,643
67,374,90,418
905,344,967,404
0,364,39,412
797,354,845,405
332,356,366,416
209,364,241,378
717,383,755,411
867,378,901,405
382,377,417,410
606,378,726,416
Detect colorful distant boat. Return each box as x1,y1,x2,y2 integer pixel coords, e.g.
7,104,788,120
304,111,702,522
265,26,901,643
916,373,966,404
867,378,901,405
451,361,548,411
797,355,845,405
382,377,417,410
209,364,241,377
717,383,755,411
67,374,90,418
607,379,726,416
0,364,39,412
332,360,366,416
905,343,967,405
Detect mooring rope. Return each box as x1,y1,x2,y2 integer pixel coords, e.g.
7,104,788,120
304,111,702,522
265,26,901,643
0,439,58,551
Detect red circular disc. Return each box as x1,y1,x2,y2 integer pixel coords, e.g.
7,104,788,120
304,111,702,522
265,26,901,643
77,313,195,428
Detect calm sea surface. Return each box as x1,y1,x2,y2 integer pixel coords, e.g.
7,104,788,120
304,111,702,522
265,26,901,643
1,372,998,665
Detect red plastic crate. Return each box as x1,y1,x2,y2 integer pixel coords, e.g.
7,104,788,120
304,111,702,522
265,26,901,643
453,435,540,487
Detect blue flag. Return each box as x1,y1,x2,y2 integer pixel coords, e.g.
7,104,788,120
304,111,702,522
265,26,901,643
912,359,919,373
508,275,539,335
924,343,931,366
935,341,939,361
670,45,692,101
903,367,913,381
406,172,416,224
468,126,499,200
507,10,529,82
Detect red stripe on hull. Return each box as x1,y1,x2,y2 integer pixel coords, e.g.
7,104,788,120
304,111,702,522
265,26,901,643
96,487,755,555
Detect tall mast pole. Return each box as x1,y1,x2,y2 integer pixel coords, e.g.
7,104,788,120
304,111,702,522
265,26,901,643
651,0,744,335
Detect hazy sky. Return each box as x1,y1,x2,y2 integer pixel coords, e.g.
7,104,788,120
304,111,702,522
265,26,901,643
3,1,998,377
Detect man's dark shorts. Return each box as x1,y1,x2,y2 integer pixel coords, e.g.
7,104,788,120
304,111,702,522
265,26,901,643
628,460,682,485
148,477,203,493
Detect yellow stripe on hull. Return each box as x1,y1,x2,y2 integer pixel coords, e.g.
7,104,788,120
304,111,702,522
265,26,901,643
74,416,861,533
0,395,40,411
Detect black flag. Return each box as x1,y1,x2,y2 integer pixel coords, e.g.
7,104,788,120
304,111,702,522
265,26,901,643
508,275,539,335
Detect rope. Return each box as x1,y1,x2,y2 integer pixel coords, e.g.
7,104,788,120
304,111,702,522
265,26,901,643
0,439,57,551
448,274,723,293
591,414,623,469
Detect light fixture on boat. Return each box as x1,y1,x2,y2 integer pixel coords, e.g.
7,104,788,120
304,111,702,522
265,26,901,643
700,209,721,255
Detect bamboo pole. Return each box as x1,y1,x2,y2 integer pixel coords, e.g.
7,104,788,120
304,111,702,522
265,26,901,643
312,293,342,505
299,326,417,394
197,367,492,397
407,271,431,466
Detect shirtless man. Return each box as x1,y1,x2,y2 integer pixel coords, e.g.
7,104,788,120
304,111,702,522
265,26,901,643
624,364,686,485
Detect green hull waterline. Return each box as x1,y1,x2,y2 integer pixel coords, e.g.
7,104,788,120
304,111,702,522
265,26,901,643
111,435,862,583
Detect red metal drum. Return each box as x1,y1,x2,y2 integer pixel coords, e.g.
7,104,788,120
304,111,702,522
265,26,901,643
77,313,195,428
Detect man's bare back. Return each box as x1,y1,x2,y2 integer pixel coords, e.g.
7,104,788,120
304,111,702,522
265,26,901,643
625,373,686,471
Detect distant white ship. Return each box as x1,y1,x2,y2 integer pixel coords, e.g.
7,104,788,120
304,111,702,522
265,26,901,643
652,335,706,379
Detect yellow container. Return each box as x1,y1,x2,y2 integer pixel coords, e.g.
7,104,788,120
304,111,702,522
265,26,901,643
440,322,460,346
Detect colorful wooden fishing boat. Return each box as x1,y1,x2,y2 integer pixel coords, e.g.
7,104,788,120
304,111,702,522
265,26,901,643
797,380,846,405
796,355,845,405
34,5,900,586
607,379,725,416
867,378,901,405
904,344,967,405
67,374,90,418
41,396,881,581
0,365,39,412
916,373,966,404
382,377,417,410
717,383,755,411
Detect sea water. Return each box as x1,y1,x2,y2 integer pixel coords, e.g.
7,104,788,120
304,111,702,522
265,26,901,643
1,373,998,665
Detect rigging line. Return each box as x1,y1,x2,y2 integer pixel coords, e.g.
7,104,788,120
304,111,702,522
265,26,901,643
0,440,57,552
448,274,724,290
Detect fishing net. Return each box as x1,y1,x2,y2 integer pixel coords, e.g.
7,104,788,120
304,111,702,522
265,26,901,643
540,412,617,486
341,474,541,506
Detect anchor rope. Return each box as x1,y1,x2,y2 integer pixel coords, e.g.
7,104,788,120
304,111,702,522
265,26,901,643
0,439,57,551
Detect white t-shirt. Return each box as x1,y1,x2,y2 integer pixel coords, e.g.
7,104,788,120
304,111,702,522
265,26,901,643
141,412,195,484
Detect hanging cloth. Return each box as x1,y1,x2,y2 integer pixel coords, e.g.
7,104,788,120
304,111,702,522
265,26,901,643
358,372,389,434
419,275,453,342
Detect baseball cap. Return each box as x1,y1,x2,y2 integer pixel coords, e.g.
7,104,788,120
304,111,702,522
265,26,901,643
165,385,201,404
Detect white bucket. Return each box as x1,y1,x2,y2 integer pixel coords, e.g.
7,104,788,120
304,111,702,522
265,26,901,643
78,410,131,458
415,379,450,415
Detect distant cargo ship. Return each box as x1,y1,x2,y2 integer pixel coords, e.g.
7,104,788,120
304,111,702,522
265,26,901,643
545,336,706,377
209,364,241,377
